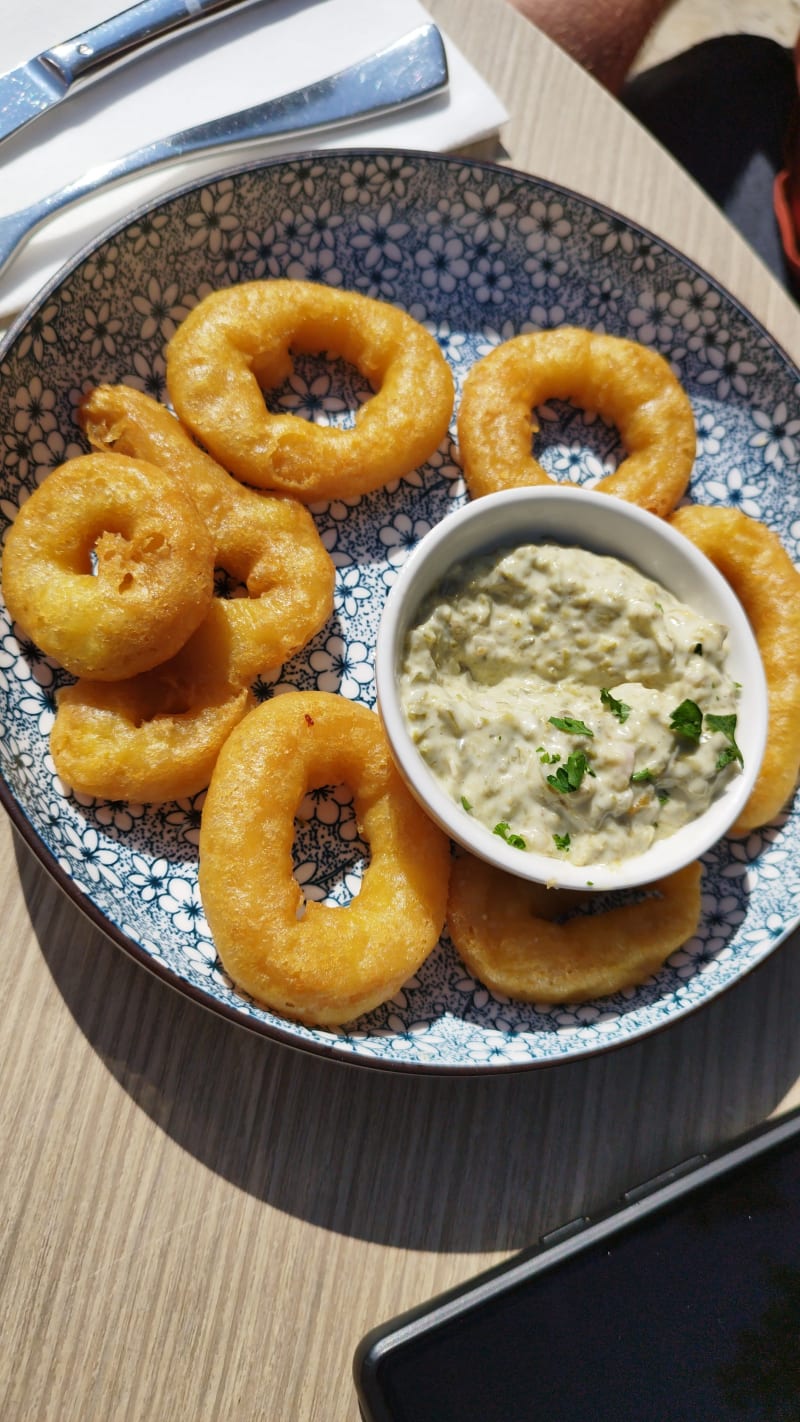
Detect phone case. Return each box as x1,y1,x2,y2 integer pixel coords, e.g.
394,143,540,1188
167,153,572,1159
354,1104,800,1422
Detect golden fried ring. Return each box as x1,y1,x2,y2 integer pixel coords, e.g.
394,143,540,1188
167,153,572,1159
165,280,455,502
457,327,696,516
80,384,335,686
199,691,451,1025
2,452,214,680
446,851,702,1002
50,600,252,803
670,504,800,832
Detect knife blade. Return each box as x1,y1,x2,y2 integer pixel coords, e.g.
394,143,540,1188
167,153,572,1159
0,0,260,146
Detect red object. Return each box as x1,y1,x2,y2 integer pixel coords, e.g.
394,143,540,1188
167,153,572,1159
774,33,800,286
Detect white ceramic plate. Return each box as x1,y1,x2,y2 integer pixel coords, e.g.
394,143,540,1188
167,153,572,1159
1,150,798,1073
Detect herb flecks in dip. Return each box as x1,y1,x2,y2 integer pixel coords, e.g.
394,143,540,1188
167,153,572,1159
399,542,742,867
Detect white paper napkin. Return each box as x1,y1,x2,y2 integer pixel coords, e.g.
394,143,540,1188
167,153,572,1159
0,0,508,326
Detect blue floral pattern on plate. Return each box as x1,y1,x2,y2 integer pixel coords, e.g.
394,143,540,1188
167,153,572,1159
1,150,799,1072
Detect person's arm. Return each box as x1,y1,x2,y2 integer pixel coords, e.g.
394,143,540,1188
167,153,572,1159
507,0,672,92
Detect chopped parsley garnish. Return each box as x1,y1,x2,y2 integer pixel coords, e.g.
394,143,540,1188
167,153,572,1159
706,712,743,769
460,794,472,813
493,821,526,849
549,715,594,738
536,746,561,765
547,750,593,794
656,789,670,804
600,688,631,724
669,698,703,743
553,832,571,851
715,747,741,771
667,703,743,768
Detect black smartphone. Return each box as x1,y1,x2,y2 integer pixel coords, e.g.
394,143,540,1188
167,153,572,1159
354,1106,800,1422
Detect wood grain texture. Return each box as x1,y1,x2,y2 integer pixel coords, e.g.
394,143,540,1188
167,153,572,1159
1,3,799,1418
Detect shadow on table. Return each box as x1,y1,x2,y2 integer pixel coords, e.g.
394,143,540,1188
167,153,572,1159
17,832,800,1255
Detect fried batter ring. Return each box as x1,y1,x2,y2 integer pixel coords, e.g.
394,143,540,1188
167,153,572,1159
446,851,702,1002
165,280,455,502
80,384,335,686
457,327,696,516
50,601,252,802
670,504,800,832
2,452,214,680
199,692,451,1025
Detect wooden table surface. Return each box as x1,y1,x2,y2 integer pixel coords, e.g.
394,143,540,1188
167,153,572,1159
2,2,799,1418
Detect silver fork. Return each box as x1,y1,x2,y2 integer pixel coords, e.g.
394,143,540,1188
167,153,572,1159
0,23,448,281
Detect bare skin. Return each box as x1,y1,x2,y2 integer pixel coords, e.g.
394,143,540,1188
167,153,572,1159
506,0,672,92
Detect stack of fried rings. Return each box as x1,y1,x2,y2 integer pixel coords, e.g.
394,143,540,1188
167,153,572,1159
79,385,335,690
41,385,338,803
10,423,335,804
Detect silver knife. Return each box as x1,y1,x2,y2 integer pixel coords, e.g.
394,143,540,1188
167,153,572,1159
0,0,260,146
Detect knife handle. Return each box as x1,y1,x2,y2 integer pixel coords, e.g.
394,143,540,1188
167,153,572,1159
43,0,250,88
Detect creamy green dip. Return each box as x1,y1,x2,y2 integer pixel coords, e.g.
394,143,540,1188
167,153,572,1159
399,542,743,867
